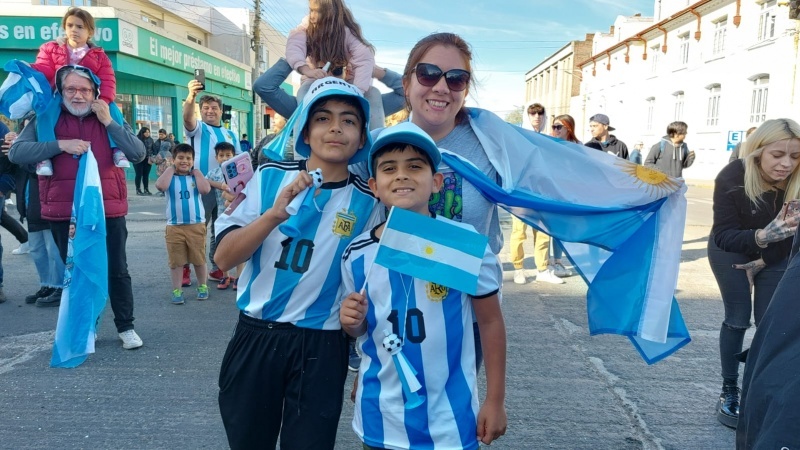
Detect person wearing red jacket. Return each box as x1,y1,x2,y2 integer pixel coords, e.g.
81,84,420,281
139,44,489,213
30,7,128,176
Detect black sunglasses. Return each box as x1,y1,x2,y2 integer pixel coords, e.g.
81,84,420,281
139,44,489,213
412,63,471,92
552,124,564,131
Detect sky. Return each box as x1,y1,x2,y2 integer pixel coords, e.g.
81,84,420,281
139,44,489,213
215,0,655,117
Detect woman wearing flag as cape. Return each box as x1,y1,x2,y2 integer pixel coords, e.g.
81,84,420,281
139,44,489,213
397,32,690,364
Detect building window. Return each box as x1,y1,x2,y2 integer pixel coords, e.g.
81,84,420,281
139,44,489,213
141,13,160,28
259,46,268,72
678,33,690,66
646,97,656,131
712,18,727,55
758,1,777,42
40,0,95,4
706,85,721,127
650,45,660,74
750,76,769,124
135,95,174,135
673,91,685,120
187,35,203,45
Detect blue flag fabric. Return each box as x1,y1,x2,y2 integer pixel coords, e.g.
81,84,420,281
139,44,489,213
441,108,691,364
375,207,489,295
51,150,108,368
0,60,53,119
0,61,124,146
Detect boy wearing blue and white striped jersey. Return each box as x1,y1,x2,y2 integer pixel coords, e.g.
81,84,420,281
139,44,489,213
340,123,508,449
214,78,381,450
155,143,212,305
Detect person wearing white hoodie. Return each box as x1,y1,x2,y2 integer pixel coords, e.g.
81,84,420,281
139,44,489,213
510,102,564,284
644,121,695,178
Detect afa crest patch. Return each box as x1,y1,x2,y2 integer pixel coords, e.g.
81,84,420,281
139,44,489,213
426,282,448,302
332,209,357,238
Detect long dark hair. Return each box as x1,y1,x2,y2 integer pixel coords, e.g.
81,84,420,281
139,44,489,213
306,0,374,69
137,127,150,142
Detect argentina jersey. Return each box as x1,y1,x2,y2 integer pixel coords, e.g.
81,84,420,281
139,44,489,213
166,174,205,225
215,159,381,329
341,218,500,450
185,120,241,175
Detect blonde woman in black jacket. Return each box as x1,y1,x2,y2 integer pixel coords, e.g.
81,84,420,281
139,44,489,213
709,118,800,429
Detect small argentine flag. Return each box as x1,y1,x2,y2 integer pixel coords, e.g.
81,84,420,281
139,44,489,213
375,207,488,295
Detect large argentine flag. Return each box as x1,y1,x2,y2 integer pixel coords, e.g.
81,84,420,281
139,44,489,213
375,207,488,295
51,150,108,368
446,109,690,364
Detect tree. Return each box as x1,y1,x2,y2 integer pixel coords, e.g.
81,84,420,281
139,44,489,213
505,106,524,125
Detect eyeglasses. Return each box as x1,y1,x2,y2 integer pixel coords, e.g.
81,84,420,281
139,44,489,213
552,124,564,131
64,87,93,96
412,63,471,92
529,112,545,116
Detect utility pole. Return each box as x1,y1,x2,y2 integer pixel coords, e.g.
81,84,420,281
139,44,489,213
252,0,263,140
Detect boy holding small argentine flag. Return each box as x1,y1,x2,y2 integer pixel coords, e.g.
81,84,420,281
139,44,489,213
340,122,507,449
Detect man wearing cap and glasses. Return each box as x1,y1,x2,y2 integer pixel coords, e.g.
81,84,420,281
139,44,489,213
9,65,146,350
586,113,629,160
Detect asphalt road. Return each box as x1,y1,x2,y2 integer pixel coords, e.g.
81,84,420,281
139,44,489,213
0,183,742,449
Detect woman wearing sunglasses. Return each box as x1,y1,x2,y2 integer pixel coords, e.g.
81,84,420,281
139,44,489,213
545,114,582,277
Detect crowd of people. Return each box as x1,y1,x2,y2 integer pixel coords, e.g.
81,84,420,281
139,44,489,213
1,2,799,449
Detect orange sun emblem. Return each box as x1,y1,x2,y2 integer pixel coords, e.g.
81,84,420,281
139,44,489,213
617,161,681,197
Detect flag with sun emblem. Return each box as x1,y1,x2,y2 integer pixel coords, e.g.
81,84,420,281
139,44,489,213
375,207,488,295
440,108,690,364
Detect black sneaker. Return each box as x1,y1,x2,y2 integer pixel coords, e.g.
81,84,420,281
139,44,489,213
26,286,55,304
36,288,63,307
348,339,361,372
0,288,6,304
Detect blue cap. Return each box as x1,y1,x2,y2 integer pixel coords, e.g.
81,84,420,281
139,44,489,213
292,77,372,164
368,122,442,177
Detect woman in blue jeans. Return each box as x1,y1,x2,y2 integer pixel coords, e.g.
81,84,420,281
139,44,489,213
708,118,800,429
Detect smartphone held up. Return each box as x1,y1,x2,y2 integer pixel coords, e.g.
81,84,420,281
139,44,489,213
194,68,206,90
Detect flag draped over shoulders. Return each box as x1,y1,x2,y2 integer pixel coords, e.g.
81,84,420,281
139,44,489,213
51,150,108,368
444,108,690,364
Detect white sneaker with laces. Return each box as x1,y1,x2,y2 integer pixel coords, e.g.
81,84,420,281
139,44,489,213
36,159,53,176
552,262,572,277
113,150,130,168
513,269,527,285
12,242,30,255
118,329,143,349
536,268,565,284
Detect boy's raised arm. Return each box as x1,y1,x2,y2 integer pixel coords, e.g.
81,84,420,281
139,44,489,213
193,169,211,195
215,170,314,272
155,165,174,192
473,293,507,446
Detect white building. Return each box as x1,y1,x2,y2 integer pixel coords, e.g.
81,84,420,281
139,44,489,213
575,0,800,180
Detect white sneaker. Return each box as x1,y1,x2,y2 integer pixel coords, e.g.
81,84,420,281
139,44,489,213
513,269,527,285
536,268,565,284
118,330,143,349
36,159,53,176
12,242,30,255
552,262,572,278
112,149,130,168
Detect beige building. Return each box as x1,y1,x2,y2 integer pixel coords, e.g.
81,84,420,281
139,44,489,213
523,35,594,129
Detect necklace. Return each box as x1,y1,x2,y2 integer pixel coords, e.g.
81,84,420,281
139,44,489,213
396,272,413,342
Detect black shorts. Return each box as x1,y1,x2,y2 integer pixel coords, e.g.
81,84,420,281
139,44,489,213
218,312,348,450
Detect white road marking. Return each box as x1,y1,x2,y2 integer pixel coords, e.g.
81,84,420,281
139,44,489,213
0,331,54,375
